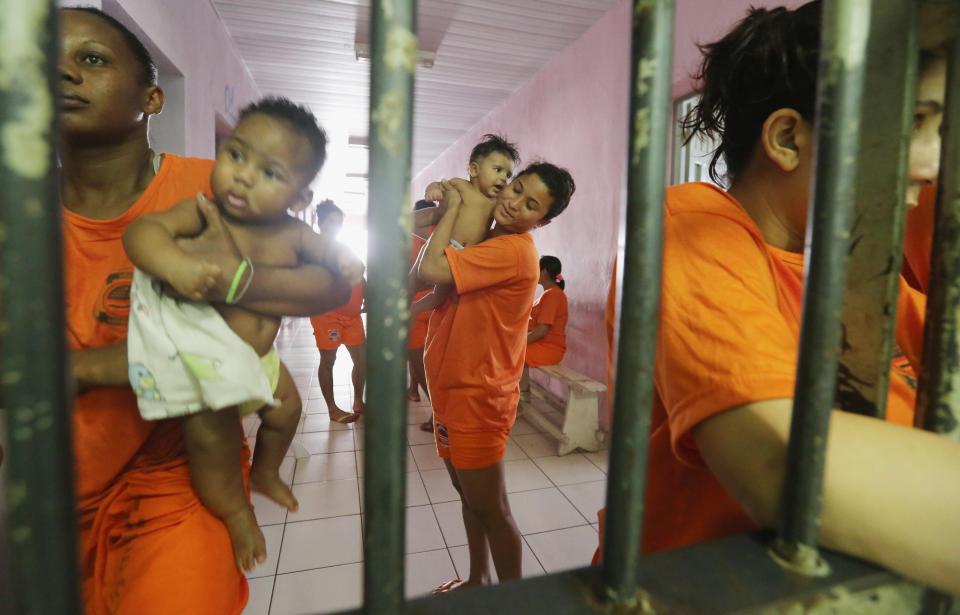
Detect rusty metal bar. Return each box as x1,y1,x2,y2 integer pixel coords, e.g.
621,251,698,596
773,0,872,573
362,0,417,611
916,32,960,443
601,0,674,605
835,0,919,420
0,2,82,613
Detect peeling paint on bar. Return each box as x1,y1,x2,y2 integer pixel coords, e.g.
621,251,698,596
1,2,81,613
774,0,872,573
363,0,416,612
601,0,674,606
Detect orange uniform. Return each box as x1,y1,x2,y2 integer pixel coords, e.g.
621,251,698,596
310,282,365,350
409,230,434,350
64,154,248,615
596,183,926,558
903,185,935,294
525,286,568,367
424,234,539,468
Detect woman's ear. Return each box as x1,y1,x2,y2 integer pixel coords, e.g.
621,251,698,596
143,85,165,117
760,108,809,173
291,188,315,213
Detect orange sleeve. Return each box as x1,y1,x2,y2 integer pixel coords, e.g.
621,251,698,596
895,276,926,371
656,211,797,464
446,237,520,295
903,185,935,294
535,290,561,326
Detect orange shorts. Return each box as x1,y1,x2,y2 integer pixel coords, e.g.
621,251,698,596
310,315,365,350
408,312,431,350
434,420,510,470
525,342,565,368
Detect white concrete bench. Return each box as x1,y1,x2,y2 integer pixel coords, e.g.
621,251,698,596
520,364,606,456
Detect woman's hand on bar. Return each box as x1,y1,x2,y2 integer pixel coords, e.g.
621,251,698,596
694,398,960,595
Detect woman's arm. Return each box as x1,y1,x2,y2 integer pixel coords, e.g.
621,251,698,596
71,345,130,391
527,324,551,344
418,185,462,285
694,398,960,595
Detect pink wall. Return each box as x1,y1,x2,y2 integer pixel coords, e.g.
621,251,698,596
60,0,260,158
412,0,804,424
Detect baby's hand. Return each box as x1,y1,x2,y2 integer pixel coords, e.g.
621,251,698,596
424,181,445,203
167,258,222,301
335,250,365,285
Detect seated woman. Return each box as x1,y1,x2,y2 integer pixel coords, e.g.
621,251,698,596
419,163,575,590
520,255,568,398
598,0,960,595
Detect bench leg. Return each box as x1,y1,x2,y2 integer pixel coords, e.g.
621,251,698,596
558,392,603,455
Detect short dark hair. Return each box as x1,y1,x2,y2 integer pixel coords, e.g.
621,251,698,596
469,134,520,165
238,97,328,177
65,7,158,86
517,162,576,221
315,199,343,223
539,255,565,290
681,1,822,185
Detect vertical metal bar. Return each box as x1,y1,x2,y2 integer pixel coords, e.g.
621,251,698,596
1,2,82,613
602,0,674,605
917,35,960,443
836,1,919,420
773,0,871,574
363,0,416,611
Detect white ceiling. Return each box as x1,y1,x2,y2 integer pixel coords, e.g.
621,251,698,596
211,0,617,182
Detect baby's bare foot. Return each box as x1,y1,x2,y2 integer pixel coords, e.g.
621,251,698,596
250,468,299,512
224,507,267,573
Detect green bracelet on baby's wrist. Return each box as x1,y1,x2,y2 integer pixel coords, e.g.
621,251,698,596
225,257,254,305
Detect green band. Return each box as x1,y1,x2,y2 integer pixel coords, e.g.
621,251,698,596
225,257,252,304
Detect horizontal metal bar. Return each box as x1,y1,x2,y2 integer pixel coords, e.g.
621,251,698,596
776,0,872,570
336,533,934,615
601,0,674,605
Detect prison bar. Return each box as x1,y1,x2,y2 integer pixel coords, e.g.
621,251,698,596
0,2,83,614
362,0,418,612
917,33,960,444
600,0,674,605
835,1,919,420
771,0,872,573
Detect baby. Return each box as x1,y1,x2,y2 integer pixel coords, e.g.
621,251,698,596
123,97,362,571
410,134,519,313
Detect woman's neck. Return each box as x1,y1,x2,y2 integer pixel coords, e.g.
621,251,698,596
728,176,805,253
541,280,556,291
60,131,156,220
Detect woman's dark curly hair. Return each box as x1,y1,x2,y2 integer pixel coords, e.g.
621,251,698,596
681,1,822,186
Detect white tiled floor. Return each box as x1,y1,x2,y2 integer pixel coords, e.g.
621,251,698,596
242,318,607,615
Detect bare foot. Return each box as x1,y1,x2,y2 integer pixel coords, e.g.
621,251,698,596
353,399,367,416
329,405,358,424
224,507,267,573
407,388,421,402
250,467,299,512
419,419,434,433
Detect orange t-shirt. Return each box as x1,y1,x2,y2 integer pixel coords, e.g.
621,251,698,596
529,286,568,353
903,185,935,294
424,233,539,432
64,154,215,504
642,182,926,553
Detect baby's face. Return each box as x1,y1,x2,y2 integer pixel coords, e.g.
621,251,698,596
211,113,314,222
470,151,514,198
